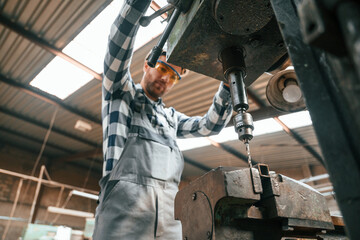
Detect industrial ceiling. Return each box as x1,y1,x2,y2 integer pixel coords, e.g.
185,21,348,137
0,0,324,180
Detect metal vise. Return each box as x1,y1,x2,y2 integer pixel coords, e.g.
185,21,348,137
174,165,346,239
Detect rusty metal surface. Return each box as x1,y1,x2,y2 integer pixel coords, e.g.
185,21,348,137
267,175,333,228
180,191,213,240
175,167,260,239
167,0,287,86
175,167,342,239
250,168,263,194
213,0,274,35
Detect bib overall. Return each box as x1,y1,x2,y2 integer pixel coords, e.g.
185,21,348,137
93,93,184,240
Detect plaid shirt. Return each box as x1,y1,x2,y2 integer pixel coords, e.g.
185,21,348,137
102,0,233,176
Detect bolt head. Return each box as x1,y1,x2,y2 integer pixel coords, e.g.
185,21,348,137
192,193,197,200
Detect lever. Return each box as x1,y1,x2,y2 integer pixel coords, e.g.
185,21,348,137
139,4,173,27
144,0,194,67
147,7,182,67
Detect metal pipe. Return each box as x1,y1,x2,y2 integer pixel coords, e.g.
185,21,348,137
2,179,23,240
0,167,98,195
300,173,329,183
28,166,45,223
47,206,94,218
183,156,212,172
51,191,74,224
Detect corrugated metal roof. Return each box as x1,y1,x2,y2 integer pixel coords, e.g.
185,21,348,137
182,125,322,177
0,0,324,179
0,0,111,83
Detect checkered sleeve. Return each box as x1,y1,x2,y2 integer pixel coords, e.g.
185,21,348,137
176,82,233,138
103,0,151,99
102,0,151,176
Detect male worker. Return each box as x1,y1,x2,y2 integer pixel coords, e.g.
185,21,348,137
93,0,233,239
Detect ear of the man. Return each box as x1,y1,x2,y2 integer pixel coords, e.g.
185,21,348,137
143,61,149,72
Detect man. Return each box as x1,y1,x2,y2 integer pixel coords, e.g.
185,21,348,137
93,0,233,239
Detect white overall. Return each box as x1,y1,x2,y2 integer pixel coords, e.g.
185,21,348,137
93,93,184,239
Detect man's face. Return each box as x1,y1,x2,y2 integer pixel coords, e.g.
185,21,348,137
141,55,182,101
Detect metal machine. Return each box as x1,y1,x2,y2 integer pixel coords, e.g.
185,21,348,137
143,0,360,238
174,165,346,239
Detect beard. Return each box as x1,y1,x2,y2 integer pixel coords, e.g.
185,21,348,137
145,81,165,100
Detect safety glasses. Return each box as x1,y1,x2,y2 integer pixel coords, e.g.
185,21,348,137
155,60,181,84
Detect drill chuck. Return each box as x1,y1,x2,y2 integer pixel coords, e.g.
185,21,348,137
234,112,254,142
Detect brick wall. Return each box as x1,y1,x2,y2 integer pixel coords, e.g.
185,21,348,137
0,146,102,240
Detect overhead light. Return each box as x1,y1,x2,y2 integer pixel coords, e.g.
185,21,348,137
71,190,99,200
266,69,306,112
47,206,94,218
74,120,92,132
282,80,302,103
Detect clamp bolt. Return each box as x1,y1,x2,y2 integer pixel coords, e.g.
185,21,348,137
192,193,197,200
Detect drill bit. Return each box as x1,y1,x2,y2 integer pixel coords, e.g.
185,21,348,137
244,140,252,168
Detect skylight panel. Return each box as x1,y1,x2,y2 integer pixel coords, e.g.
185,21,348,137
178,111,313,151
62,0,124,73
278,110,312,128
30,56,94,99
30,0,166,99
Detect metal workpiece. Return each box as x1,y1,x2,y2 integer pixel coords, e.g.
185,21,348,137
175,167,260,240
175,166,344,239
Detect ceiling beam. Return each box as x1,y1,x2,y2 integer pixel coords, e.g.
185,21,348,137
273,116,324,165
0,126,73,154
150,1,168,19
0,15,102,81
0,106,100,148
0,141,102,175
0,125,102,166
53,149,102,162
250,106,286,121
247,89,324,165
183,156,212,172
0,139,53,159
206,137,258,165
0,74,101,125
